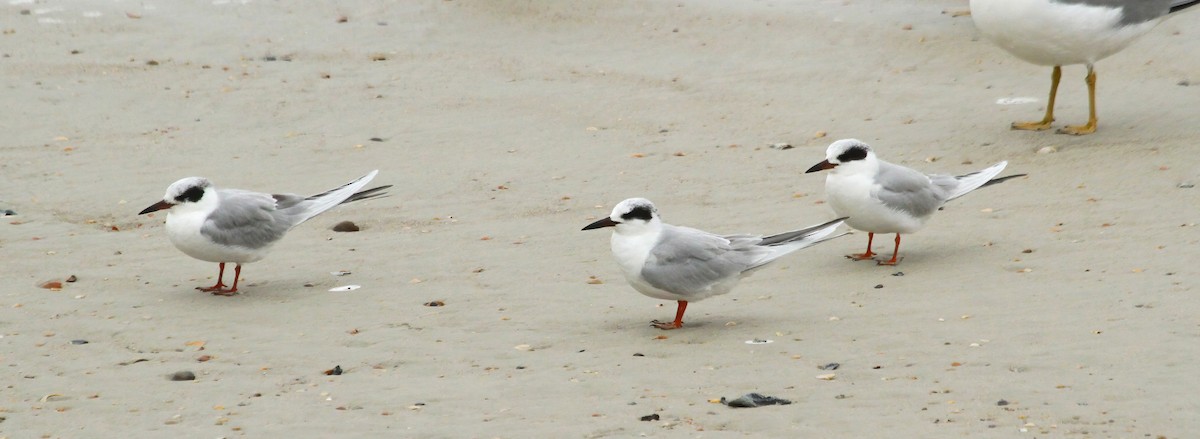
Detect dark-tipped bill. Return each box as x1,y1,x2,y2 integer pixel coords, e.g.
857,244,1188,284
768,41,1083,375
805,160,837,173
581,217,618,231
138,200,175,215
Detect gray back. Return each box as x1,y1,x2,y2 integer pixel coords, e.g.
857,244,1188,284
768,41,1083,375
639,225,766,294
200,189,292,249
874,161,948,219
1053,0,1170,25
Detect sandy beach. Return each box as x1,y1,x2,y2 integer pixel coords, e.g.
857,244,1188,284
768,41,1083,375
3,0,1199,437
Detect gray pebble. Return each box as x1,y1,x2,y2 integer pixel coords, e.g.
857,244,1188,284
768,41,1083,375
169,371,196,381
720,393,791,408
332,221,360,232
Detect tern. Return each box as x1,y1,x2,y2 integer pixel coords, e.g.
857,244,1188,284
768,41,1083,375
806,139,1024,265
139,170,390,295
583,198,846,330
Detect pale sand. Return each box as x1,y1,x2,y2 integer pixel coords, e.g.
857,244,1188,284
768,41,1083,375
2,0,1199,437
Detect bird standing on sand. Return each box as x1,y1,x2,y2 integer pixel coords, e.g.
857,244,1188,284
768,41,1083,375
583,198,846,330
806,139,1024,265
970,0,1200,135
139,170,390,295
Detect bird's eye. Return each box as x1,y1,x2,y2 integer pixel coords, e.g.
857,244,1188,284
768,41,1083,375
835,146,868,163
174,186,205,203
620,206,654,221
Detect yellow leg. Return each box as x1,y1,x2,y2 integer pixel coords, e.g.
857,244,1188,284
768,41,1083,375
1058,66,1097,135
1012,66,1061,131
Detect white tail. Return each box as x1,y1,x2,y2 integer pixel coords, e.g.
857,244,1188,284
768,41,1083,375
946,162,1007,201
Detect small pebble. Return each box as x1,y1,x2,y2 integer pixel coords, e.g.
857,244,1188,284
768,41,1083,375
424,300,445,307
66,275,78,283
70,339,88,345
332,221,360,232
369,137,383,142
324,365,343,376
633,353,644,357
640,414,660,421
169,371,196,381
1037,146,1057,154
997,399,1009,406
891,272,904,277
721,393,792,408
1,209,15,216
819,362,840,370
874,284,884,289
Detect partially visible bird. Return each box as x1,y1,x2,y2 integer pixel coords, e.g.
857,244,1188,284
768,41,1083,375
971,0,1200,135
806,139,1025,265
582,198,847,330
138,170,390,295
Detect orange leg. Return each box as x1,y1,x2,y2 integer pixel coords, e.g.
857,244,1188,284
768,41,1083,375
847,232,877,261
1012,66,1060,131
878,234,902,266
199,263,242,296
197,262,228,292
652,300,688,330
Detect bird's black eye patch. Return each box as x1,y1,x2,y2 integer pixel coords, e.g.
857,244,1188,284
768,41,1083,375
174,186,205,203
836,146,868,163
620,205,654,221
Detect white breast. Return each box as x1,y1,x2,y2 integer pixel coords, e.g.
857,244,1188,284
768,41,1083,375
609,229,688,301
165,209,269,264
825,172,927,235
970,0,1162,66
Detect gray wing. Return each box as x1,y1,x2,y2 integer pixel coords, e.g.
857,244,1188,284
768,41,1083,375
1054,1,1170,25
200,189,291,249
639,225,766,294
1170,1,1200,14
874,161,948,219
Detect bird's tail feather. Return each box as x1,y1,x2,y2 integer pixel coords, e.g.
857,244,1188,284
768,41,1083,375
1170,0,1200,13
747,217,848,270
979,173,1027,189
343,185,392,204
293,170,382,225
946,161,1010,201
759,216,848,247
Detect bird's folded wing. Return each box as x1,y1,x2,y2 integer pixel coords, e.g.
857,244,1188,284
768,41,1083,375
201,190,290,249
874,162,944,218
639,226,763,294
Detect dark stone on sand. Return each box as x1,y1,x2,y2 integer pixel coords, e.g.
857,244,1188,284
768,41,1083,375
332,221,360,232
721,393,791,408
640,414,660,421
70,339,88,345
170,371,196,381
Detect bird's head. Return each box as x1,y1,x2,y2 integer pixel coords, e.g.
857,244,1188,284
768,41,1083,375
138,177,215,215
805,139,877,175
581,197,661,234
